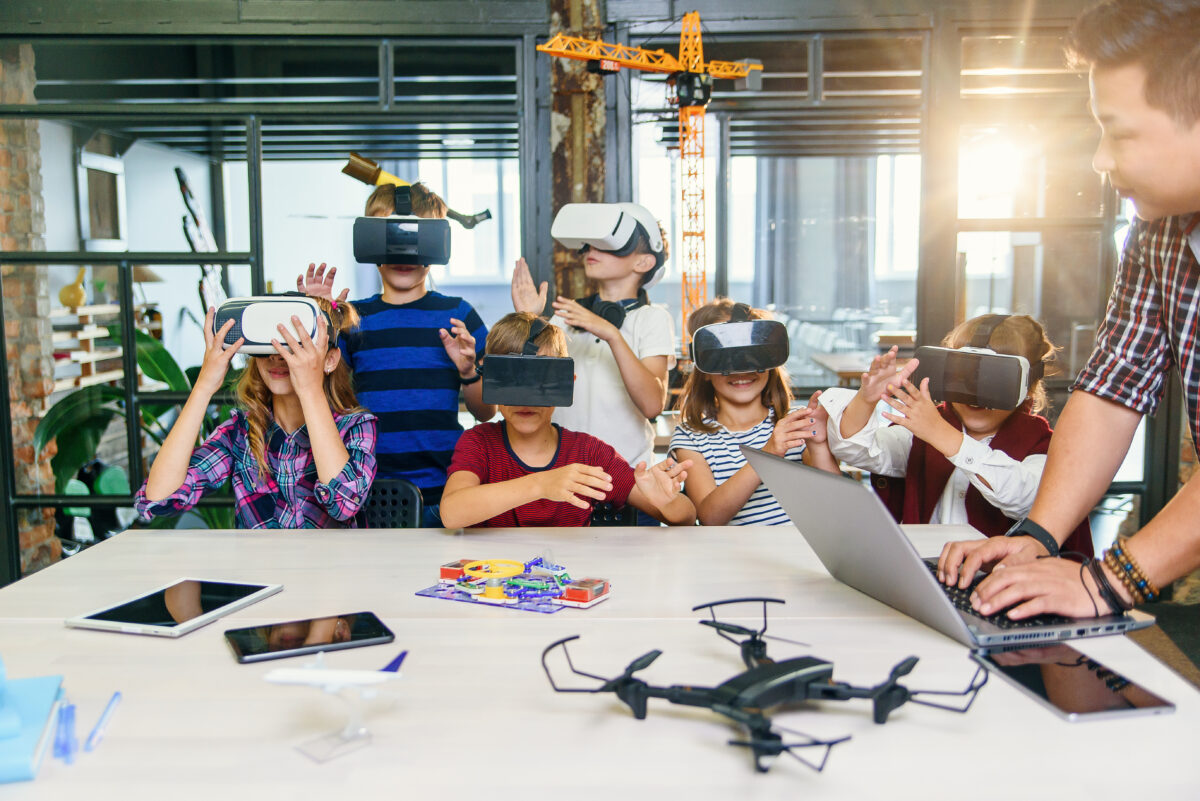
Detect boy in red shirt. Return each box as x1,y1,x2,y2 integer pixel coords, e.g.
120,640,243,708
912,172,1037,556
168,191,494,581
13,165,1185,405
440,312,696,528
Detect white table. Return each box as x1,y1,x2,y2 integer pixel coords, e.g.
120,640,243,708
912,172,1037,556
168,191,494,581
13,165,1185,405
0,525,1195,800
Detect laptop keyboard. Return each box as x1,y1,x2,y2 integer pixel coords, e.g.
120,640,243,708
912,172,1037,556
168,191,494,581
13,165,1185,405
923,560,1072,629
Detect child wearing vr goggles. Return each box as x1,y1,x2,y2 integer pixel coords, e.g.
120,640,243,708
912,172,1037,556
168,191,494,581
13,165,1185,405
819,314,1092,555
134,298,377,529
670,299,839,526
439,312,696,528
296,183,494,526
511,203,676,525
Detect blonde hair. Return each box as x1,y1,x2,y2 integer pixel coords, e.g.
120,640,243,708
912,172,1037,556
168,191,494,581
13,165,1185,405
941,313,1058,414
236,296,365,480
364,182,449,219
486,311,568,357
679,298,793,433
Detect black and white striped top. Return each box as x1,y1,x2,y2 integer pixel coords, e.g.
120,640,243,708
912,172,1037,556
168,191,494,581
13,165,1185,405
669,411,806,526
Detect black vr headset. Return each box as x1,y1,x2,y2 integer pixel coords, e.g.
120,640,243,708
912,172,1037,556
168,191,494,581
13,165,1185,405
352,215,451,266
480,318,574,408
911,314,1044,411
689,303,789,375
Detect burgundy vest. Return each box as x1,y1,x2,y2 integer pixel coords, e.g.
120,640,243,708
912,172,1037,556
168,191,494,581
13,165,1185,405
871,405,1093,557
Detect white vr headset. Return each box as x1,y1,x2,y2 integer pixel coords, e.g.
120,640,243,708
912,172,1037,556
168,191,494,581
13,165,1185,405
550,203,666,288
213,294,333,355
910,315,1044,411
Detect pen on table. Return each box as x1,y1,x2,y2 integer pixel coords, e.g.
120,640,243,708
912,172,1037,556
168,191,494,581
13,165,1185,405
84,691,122,752
54,698,77,764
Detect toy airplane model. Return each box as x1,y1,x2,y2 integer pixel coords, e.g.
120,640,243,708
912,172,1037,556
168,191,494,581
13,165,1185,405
264,650,407,694
542,598,987,774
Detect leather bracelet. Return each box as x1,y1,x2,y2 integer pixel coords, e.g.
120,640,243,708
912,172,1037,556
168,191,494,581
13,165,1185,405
1004,517,1060,557
1087,558,1127,614
459,371,482,386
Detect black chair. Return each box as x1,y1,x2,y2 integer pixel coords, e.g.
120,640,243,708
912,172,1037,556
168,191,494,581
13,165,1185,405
359,479,423,529
589,501,638,527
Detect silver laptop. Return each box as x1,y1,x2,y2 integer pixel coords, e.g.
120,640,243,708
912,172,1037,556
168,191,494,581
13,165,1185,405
742,446,1154,647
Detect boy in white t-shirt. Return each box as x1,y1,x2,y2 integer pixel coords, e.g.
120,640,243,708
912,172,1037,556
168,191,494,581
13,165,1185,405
512,203,675,522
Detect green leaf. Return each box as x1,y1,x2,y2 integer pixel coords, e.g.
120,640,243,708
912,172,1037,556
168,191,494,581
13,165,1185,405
107,324,189,392
49,411,118,493
34,385,123,454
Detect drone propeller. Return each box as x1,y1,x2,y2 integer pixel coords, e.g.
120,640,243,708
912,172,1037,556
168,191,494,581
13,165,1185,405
600,649,662,691
718,708,851,774
699,619,757,638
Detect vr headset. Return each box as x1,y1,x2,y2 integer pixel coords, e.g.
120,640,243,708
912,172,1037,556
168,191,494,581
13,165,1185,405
690,303,789,375
910,314,1044,411
480,319,574,408
352,216,451,266
213,294,334,355
550,202,667,288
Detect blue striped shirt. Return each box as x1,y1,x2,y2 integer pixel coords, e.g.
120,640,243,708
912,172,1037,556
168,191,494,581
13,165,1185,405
341,292,487,506
669,411,805,526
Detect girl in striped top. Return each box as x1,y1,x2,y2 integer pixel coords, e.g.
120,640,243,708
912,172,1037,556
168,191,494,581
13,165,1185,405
669,299,839,526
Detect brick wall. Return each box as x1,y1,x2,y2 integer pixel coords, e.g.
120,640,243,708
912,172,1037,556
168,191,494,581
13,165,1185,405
1,44,58,574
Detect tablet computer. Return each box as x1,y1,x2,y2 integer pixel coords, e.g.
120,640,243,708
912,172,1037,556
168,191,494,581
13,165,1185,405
64,578,283,638
225,611,395,663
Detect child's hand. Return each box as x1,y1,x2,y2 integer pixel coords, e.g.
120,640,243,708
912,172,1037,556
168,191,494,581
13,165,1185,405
511,258,548,315
272,314,331,397
807,390,829,444
766,405,819,456
552,296,619,342
881,377,962,456
633,457,692,508
536,464,614,509
194,307,244,395
857,346,919,404
438,317,479,378
296,262,350,304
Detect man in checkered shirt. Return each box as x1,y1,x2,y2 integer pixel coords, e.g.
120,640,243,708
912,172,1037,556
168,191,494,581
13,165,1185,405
938,0,1200,619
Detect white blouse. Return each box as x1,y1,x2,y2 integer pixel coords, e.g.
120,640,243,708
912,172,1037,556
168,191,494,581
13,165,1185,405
818,387,1046,525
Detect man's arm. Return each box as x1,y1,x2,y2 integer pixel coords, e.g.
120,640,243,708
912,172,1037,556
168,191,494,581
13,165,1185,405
940,390,1141,587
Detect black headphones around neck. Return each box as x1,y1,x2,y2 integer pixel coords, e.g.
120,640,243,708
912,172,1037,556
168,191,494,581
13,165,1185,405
576,289,649,330
969,314,1045,384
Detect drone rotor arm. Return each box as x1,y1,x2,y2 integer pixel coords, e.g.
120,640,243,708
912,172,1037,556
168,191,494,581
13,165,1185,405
906,663,989,714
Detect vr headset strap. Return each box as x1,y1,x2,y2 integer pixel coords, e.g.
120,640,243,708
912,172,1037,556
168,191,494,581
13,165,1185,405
967,313,1045,383
393,185,413,216
730,302,752,323
523,318,548,355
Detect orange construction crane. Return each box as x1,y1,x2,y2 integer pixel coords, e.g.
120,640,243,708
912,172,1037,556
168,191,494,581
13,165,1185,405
538,11,763,342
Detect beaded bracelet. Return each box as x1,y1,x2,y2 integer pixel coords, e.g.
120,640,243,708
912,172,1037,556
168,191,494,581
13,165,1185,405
1109,537,1159,603
1103,549,1145,605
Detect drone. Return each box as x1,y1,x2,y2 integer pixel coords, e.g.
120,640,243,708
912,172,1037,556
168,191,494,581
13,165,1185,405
541,597,987,774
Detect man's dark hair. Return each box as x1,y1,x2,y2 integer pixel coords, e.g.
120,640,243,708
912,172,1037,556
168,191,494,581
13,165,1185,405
1066,0,1200,125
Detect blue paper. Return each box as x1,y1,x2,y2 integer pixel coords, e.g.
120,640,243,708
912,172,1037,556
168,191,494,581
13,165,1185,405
0,675,63,783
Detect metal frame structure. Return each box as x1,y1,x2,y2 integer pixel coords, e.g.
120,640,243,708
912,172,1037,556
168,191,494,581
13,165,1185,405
0,35,540,585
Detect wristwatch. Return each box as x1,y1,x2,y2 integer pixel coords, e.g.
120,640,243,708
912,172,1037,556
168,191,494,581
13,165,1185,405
1004,517,1060,557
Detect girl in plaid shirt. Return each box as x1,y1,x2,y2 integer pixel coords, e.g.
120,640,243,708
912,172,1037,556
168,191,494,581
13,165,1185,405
135,298,377,529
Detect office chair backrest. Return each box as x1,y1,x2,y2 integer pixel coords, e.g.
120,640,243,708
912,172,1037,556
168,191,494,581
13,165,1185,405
360,479,423,529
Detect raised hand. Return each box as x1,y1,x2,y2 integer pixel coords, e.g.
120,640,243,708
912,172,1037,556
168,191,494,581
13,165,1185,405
536,463,614,509
439,317,479,378
195,306,244,396
511,257,548,314
857,346,918,405
633,457,691,509
296,262,350,305
881,378,957,442
272,314,330,397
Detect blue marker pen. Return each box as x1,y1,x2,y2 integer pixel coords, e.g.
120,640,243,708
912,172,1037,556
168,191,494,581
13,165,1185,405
54,699,77,764
84,691,122,752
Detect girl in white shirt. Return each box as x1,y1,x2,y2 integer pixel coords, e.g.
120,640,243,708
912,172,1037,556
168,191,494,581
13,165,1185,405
819,314,1092,554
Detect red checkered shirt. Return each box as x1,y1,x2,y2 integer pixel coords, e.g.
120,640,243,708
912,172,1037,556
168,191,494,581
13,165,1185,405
1074,214,1200,447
